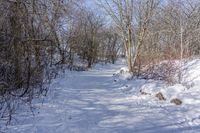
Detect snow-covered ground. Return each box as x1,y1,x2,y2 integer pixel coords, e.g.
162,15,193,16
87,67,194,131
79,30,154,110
1,59,200,133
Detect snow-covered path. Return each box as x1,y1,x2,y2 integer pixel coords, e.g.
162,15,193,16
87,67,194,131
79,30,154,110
2,61,200,133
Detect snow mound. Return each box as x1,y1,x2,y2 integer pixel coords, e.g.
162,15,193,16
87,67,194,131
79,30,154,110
182,59,200,87
116,58,200,106
114,67,132,80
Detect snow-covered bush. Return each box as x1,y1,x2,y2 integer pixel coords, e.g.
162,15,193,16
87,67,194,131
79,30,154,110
140,60,180,84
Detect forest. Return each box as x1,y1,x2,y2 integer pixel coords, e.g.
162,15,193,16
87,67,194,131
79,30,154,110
1,0,200,132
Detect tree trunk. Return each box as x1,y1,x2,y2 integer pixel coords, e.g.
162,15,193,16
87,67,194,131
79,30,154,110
10,1,22,87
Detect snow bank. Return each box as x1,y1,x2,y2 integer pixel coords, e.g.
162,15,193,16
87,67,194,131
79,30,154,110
114,67,132,80
116,58,200,106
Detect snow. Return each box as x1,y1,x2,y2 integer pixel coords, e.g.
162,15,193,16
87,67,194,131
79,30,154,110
1,58,200,133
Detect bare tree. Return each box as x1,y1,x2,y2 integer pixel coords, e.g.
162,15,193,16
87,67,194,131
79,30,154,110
98,0,159,73
0,0,81,122
97,0,134,71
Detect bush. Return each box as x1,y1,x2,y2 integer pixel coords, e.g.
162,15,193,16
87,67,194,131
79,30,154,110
140,60,180,84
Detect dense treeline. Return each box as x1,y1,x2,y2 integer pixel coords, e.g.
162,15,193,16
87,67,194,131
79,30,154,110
1,0,200,123
98,0,200,73
0,0,119,122
0,0,59,122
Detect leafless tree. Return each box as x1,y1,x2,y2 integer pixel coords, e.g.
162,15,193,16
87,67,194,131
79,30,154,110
98,0,159,73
